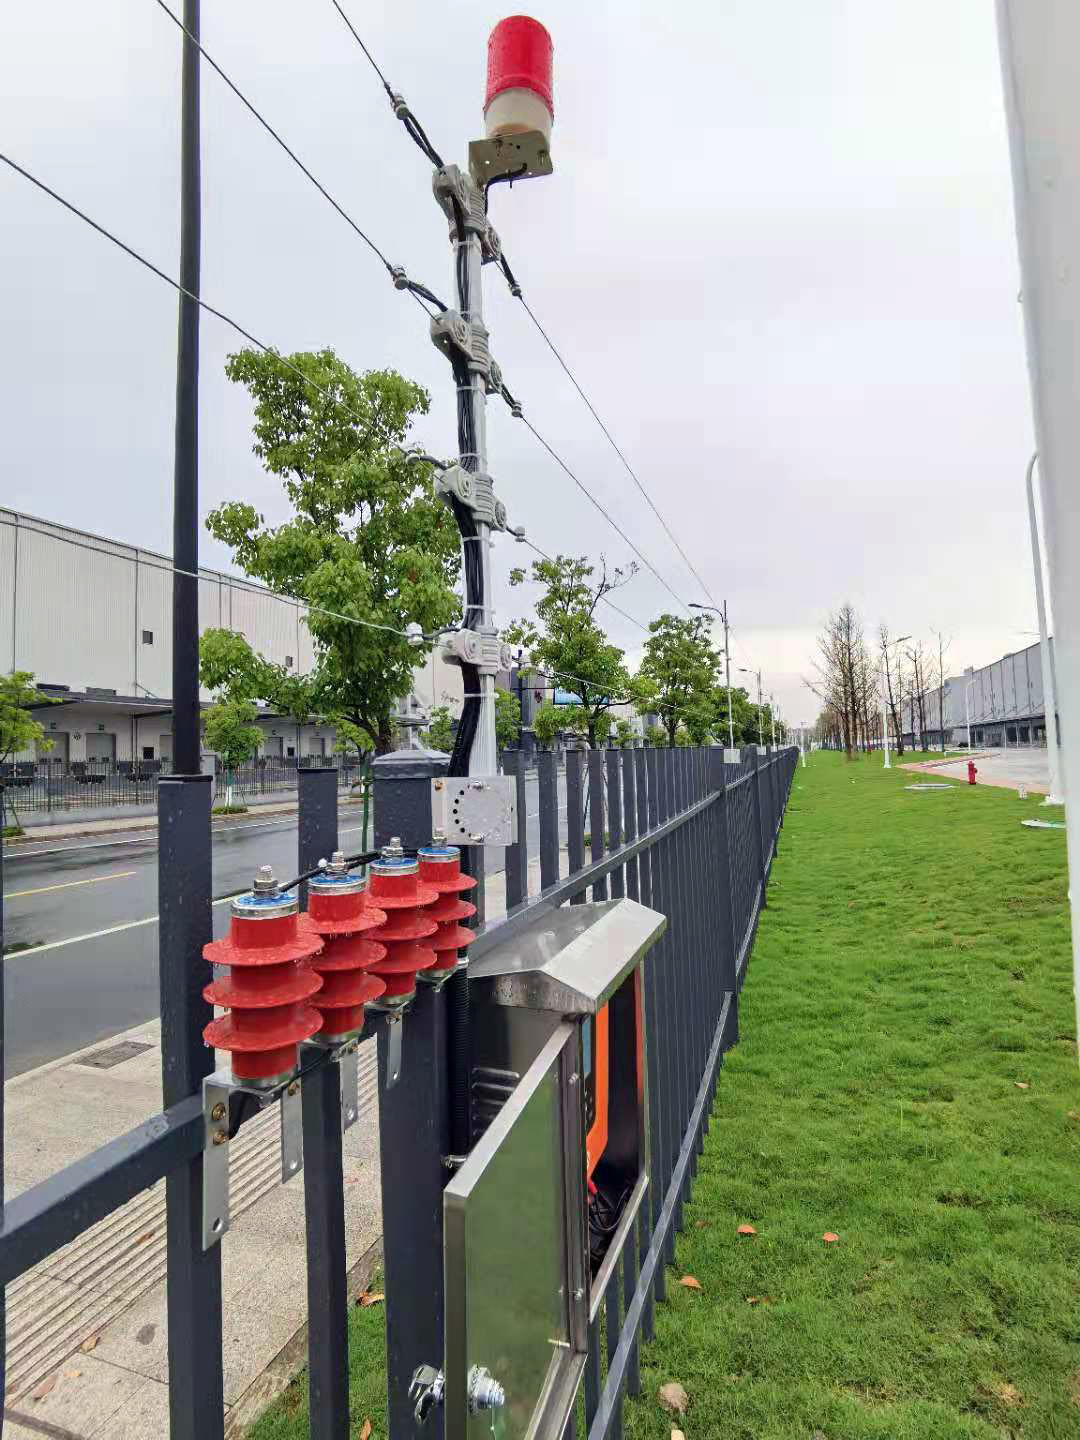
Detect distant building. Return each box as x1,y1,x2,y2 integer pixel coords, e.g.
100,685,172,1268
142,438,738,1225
899,640,1055,749
1,507,467,765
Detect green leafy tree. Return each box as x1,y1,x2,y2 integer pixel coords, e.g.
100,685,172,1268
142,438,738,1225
713,683,760,746
206,348,460,754
425,705,455,754
203,698,262,810
637,614,721,745
674,726,693,746
644,723,667,748
532,701,564,750
495,686,521,752
504,555,640,747
1,671,58,830
613,717,635,749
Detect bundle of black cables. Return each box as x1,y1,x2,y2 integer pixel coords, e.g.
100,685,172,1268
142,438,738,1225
588,1179,634,1269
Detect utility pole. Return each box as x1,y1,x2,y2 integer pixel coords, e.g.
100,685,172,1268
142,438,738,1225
738,667,763,746
1025,453,1065,804
931,627,949,754
880,634,910,769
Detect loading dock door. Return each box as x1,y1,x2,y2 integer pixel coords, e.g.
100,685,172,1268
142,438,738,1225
85,732,116,764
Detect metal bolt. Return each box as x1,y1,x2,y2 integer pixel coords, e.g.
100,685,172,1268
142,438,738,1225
346,1108,356,1122
328,850,348,874
210,1101,226,1122
469,832,485,844
573,1287,585,1302
568,1072,579,1086
431,827,447,846
382,836,404,859
287,1082,299,1097
212,1129,227,1146
252,865,278,894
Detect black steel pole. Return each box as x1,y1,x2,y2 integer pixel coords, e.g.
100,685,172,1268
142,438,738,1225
172,0,201,777
159,8,226,1436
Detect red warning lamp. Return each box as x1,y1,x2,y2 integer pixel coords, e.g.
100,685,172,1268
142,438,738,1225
470,15,554,185
202,867,323,1087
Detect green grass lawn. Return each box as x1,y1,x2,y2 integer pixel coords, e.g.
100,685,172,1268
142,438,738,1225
250,753,1080,1439
625,752,1080,1440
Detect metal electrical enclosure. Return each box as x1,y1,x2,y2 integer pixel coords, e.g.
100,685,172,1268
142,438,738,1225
442,898,665,1437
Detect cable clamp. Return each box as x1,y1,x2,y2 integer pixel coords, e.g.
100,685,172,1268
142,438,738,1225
389,264,409,291
442,628,513,676
430,308,492,380
436,464,519,534
432,164,500,260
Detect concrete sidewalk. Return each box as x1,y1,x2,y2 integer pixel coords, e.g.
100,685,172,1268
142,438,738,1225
2,852,551,1438
902,745,1057,796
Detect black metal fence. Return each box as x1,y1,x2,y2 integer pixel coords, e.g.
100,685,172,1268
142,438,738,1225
0,742,796,1439
0,757,367,814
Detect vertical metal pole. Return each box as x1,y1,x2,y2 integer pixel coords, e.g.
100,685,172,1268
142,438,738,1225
997,0,1080,1052
159,7,225,1429
0,809,6,1418
371,752,449,1440
159,777,221,1440
723,601,734,748
1025,453,1065,803
172,0,202,779
297,768,349,1440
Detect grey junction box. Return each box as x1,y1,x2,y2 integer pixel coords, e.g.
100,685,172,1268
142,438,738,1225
440,897,666,1440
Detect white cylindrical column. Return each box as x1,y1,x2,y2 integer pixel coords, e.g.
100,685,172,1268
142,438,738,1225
1025,454,1065,804
997,0,1080,1051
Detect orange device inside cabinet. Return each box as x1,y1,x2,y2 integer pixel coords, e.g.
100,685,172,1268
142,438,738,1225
584,1005,610,1178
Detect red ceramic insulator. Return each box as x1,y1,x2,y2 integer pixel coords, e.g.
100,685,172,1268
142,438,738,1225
417,845,477,980
203,880,323,1085
485,15,554,116
366,857,439,1007
298,867,388,1041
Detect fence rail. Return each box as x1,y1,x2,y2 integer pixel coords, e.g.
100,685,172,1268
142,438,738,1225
0,757,366,813
0,742,797,1439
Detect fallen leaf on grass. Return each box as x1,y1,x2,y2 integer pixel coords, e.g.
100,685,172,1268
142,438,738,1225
822,1232,840,1244
358,1419,373,1439
736,1224,757,1237
995,1382,1022,1407
137,1231,155,1243
658,1381,689,1414
30,1374,57,1402
746,1295,772,1306
357,1291,385,1308
63,1369,82,1380
679,1275,703,1291
1015,1082,1030,1090
694,1219,711,1229
80,1334,100,1353
672,1431,687,1440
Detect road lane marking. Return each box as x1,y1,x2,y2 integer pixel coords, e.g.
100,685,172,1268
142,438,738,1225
3,819,367,862
4,870,137,901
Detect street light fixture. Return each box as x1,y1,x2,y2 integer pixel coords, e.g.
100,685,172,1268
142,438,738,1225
881,634,911,769
688,601,734,748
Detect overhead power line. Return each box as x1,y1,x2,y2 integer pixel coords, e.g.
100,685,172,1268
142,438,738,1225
517,298,720,608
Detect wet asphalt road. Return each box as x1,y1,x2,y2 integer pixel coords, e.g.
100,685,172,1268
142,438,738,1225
1,774,567,1078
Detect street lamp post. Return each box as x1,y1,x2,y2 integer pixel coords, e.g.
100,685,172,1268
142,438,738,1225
881,634,911,769
688,601,734,747
965,677,975,751
737,666,764,746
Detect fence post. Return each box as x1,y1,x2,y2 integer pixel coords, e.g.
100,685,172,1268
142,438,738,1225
158,771,223,1440
371,747,450,1440
297,765,350,1440
750,745,768,908
711,749,739,1049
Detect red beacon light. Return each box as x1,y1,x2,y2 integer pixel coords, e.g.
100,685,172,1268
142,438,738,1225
417,838,477,985
202,866,323,1088
470,15,554,187
299,851,388,1042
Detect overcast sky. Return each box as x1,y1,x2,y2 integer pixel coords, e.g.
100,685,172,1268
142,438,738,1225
0,1,1041,727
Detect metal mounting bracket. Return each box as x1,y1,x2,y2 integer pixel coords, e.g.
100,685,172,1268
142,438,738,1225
441,627,513,676
431,774,517,846
201,1069,305,1250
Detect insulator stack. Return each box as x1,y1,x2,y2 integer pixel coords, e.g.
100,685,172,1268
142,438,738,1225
298,853,388,1042
202,867,323,1087
366,849,439,1009
417,844,477,982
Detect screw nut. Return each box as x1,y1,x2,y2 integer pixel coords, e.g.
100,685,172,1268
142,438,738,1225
212,1129,227,1147
210,1102,226,1123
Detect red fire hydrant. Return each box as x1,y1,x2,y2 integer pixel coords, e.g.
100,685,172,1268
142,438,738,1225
967,760,978,786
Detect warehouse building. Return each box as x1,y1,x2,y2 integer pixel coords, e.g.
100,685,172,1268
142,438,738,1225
1,507,466,766
899,639,1056,749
